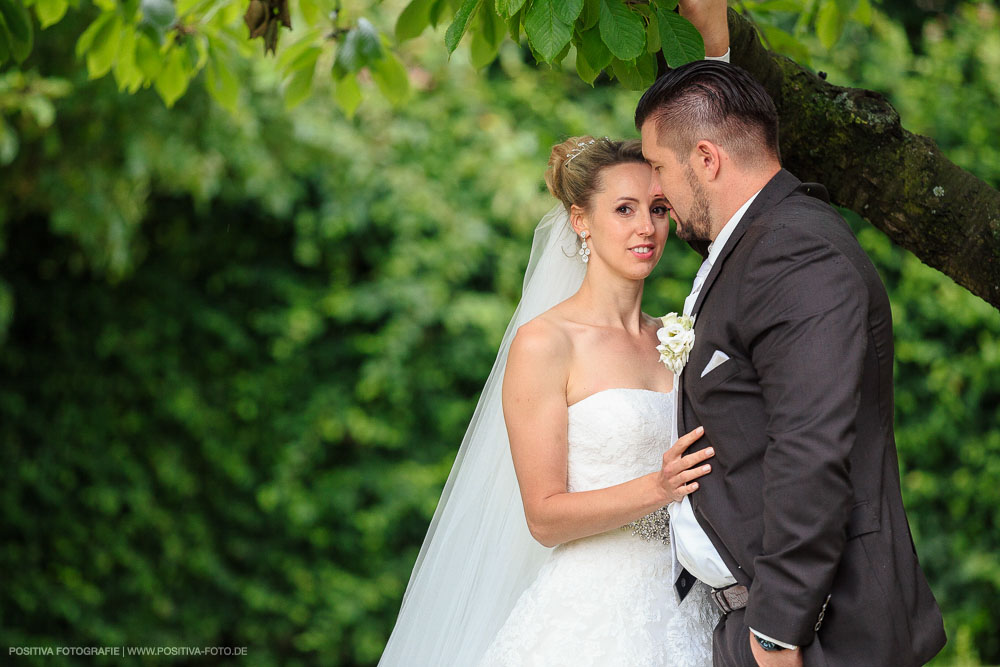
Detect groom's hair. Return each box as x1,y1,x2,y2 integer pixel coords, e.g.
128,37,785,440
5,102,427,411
634,60,780,167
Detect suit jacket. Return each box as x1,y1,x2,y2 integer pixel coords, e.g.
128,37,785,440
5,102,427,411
677,169,946,666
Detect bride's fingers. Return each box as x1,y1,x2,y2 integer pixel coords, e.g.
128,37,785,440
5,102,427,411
672,463,712,487
664,426,704,461
677,446,714,471
676,481,700,497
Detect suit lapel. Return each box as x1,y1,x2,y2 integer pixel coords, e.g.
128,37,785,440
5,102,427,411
677,169,802,438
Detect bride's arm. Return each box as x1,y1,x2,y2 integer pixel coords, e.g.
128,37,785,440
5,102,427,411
502,319,713,548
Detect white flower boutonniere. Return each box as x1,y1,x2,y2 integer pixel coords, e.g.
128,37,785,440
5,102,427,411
656,312,696,375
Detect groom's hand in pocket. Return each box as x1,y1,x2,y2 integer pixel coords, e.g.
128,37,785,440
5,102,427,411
748,632,803,667
659,426,714,503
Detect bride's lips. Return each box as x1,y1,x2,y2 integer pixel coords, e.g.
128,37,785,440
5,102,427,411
629,244,655,259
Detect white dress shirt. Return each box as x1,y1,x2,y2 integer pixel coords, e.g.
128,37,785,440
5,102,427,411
670,190,760,586
669,189,799,650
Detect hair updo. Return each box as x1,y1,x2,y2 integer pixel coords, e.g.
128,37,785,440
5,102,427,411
544,136,646,213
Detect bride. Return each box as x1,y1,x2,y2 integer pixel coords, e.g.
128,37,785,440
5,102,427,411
379,6,731,664
379,136,721,666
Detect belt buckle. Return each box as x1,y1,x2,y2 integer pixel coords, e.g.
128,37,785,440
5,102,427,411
711,587,734,614
712,584,748,615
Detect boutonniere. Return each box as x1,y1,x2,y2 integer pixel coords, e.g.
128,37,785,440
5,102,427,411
656,312,696,375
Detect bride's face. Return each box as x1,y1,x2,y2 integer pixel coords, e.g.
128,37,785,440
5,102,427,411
580,162,670,280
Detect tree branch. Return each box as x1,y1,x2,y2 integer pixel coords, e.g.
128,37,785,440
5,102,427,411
729,9,1000,309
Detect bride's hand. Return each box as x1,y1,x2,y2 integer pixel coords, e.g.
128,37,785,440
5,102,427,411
678,0,730,58
659,426,714,502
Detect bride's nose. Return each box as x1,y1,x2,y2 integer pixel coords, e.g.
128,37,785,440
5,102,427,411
637,211,655,236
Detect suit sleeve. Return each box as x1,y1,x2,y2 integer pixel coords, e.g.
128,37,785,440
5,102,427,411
739,221,868,647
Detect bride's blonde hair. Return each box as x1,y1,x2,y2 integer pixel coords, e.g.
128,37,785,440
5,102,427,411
544,136,646,213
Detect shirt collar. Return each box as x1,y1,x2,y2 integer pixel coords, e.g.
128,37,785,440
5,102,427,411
706,188,763,265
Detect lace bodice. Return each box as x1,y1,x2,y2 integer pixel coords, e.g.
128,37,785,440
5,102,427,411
567,388,676,493
478,388,717,667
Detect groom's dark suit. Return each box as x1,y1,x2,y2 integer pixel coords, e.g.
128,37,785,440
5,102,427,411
677,169,946,667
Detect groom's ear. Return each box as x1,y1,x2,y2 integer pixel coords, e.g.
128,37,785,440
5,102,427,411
694,140,722,181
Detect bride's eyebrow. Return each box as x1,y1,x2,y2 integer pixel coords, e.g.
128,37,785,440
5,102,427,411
614,197,640,204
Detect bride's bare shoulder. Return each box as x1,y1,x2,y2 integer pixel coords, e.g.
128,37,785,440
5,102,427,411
507,309,574,377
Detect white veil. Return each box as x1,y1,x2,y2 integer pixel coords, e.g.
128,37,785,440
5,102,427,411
379,204,586,666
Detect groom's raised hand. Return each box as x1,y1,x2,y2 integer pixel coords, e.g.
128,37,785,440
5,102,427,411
678,0,730,58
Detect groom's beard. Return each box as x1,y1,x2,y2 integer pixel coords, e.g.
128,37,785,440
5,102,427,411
673,167,713,242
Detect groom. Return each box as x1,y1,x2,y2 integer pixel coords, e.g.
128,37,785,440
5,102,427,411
636,61,946,666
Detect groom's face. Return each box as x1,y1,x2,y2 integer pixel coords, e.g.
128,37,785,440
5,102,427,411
640,121,713,242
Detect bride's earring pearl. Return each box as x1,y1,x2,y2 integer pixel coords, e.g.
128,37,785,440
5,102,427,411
579,231,591,264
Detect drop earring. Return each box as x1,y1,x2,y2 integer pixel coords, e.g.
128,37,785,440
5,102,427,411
579,231,591,263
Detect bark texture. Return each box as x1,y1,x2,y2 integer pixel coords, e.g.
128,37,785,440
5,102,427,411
729,10,1000,309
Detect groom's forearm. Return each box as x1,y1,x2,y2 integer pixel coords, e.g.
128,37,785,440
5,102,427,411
679,0,730,58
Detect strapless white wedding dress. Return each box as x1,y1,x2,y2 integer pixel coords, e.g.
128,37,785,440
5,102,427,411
478,388,719,667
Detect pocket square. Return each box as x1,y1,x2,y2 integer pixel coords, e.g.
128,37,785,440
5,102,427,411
701,350,731,378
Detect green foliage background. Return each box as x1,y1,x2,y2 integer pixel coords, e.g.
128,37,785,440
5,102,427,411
2,2,999,666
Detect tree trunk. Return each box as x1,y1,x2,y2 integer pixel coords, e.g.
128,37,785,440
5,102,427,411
729,10,1000,309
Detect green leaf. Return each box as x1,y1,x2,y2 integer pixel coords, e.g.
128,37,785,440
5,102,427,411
657,0,677,9
610,51,656,89
654,5,703,68
635,49,656,85
333,73,362,117
525,0,579,62
0,0,34,62
299,0,322,26
429,0,448,26
646,10,659,53
758,23,810,64
445,0,482,53
815,0,844,49
479,1,505,48
134,31,162,79
205,54,239,113
86,13,123,79
140,0,175,33
396,0,434,41
496,0,526,20
35,0,68,29
577,24,611,72
283,48,318,110
506,5,524,41
154,45,191,107
578,0,599,30
277,34,319,74
574,44,599,84
555,0,585,24
598,0,644,61
852,0,871,26
76,12,113,58
470,32,495,68
336,18,384,76
371,52,410,105
112,26,144,93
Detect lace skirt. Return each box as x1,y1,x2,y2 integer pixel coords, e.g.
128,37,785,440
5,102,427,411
478,529,719,667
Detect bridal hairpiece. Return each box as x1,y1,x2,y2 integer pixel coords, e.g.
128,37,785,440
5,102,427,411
564,137,608,165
